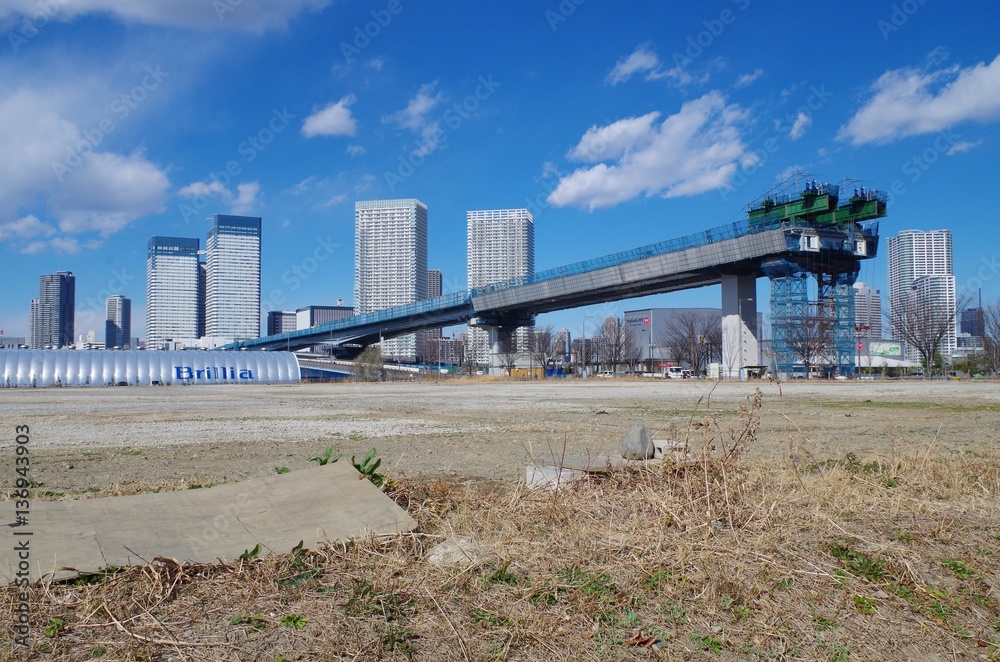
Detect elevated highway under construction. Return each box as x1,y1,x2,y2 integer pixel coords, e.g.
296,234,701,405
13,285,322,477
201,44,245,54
227,180,887,377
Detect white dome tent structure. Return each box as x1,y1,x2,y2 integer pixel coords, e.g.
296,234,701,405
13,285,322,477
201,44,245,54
0,350,300,388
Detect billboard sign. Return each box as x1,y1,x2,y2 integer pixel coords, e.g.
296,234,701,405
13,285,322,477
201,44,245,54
869,340,902,358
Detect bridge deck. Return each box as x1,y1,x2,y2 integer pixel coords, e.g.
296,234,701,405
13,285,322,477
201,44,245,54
228,215,877,352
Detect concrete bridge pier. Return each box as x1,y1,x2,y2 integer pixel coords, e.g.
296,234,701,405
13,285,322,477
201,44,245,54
470,313,535,376
721,274,759,380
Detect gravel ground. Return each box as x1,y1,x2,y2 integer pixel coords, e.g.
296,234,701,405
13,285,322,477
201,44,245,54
2,378,998,495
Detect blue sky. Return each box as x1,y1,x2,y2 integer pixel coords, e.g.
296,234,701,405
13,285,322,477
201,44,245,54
2,0,999,342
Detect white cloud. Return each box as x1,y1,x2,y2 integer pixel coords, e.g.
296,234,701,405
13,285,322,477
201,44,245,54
0,214,55,241
0,88,168,253
548,92,752,210
607,45,662,85
0,0,331,32
947,140,982,155
354,173,376,193
365,57,387,71
839,53,1000,145
383,82,445,154
734,68,764,88
567,112,661,163
383,82,443,131
179,178,259,214
789,112,812,140
775,165,807,183
322,193,348,207
178,180,229,199
347,144,366,157
302,95,358,138
230,181,259,214
606,44,705,87
289,176,316,195
21,236,81,255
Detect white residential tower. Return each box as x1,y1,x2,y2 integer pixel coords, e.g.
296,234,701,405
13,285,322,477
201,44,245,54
466,208,535,364
354,199,428,360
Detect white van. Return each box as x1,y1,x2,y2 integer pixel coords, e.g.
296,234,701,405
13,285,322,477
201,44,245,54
665,366,686,379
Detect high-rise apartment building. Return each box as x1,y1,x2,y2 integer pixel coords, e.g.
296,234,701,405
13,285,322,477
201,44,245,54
146,236,201,348
105,295,131,349
852,282,882,340
355,199,428,360
266,311,297,336
427,269,442,298
205,215,261,341
29,299,38,349
887,229,956,359
466,209,535,364
960,306,985,337
29,271,75,348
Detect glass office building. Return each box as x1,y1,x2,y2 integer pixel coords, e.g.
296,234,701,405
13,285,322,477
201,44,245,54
205,215,262,341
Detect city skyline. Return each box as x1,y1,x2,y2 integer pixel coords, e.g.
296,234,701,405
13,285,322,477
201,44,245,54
2,3,1000,340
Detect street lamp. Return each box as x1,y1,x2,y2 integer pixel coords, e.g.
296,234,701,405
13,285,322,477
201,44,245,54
738,297,753,380
854,323,870,378
581,315,595,377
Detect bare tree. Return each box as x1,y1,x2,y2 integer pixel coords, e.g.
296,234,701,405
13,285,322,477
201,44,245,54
623,329,644,371
656,324,687,370
982,299,1000,378
497,332,520,378
784,302,835,378
598,316,634,373
551,330,570,367
700,311,723,367
529,325,555,377
659,310,721,374
460,332,479,375
721,323,741,379
576,336,595,374
888,289,971,378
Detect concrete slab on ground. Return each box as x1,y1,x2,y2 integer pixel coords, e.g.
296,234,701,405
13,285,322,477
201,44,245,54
3,462,416,584
537,455,650,472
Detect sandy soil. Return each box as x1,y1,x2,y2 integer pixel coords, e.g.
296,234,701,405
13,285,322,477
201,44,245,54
2,378,999,495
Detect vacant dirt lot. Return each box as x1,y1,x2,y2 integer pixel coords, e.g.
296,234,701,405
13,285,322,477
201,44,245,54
2,378,998,496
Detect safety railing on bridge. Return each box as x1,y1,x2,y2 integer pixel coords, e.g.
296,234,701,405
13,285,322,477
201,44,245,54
467,215,812,297
236,290,474,349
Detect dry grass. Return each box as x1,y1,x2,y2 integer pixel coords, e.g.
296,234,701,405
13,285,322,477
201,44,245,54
4,389,1000,661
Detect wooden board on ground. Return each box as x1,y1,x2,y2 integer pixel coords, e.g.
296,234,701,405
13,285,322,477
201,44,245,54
2,463,416,584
